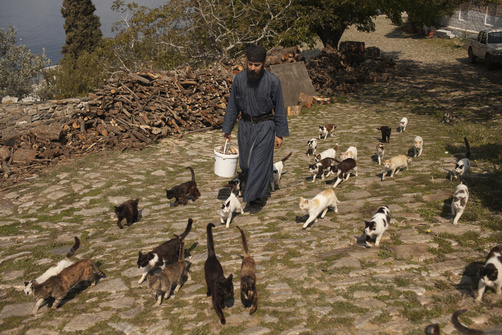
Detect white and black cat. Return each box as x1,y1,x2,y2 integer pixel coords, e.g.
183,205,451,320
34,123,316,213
24,236,80,296
319,124,336,139
271,152,292,191
220,185,243,228
363,206,390,247
137,218,193,284
476,245,502,302
452,183,469,225
306,138,317,156
454,137,471,180
204,223,234,325
331,158,357,188
228,170,247,197
299,188,340,229
308,157,337,182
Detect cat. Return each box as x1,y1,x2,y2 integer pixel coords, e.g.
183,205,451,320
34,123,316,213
452,309,502,334
137,218,193,284
228,170,247,197
220,186,244,228
31,259,105,314
331,158,357,188
376,143,385,165
271,152,292,191
452,183,469,225
318,124,336,140
364,206,391,247
114,198,139,229
442,110,454,124
475,245,502,302
413,136,423,158
399,117,408,132
299,188,340,229
165,166,201,206
24,236,80,295
148,238,191,306
204,223,234,325
454,137,471,180
309,157,338,182
306,138,317,156
377,126,391,143
314,144,339,163
381,155,411,181
236,225,258,314
339,146,358,161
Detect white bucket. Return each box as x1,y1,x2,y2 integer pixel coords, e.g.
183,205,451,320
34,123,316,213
214,140,239,178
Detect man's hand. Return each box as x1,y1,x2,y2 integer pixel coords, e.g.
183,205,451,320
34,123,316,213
275,136,283,149
224,133,232,141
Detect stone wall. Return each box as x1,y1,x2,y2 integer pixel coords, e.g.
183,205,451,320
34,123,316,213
439,3,502,35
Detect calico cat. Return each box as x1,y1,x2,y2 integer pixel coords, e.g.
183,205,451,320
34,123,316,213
475,245,502,302
137,218,193,284
381,155,411,181
220,186,243,228
454,137,471,180
24,236,80,295
399,117,408,132
376,143,385,165
377,126,391,143
452,183,469,225
148,239,191,305
236,225,258,314
364,206,391,247
306,138,317,156
31,259,105,314
452,309,502,334
319,124,336,139
331,158,357,188
299,188,340,229
339,146,358,161
228,170,247,197
271,152,292,191
114,198,139,229
413,136,423,158
165,167,201,206
314,144,339,163
204,223,234,325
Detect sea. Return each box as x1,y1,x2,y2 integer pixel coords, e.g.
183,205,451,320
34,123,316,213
0,0,165,65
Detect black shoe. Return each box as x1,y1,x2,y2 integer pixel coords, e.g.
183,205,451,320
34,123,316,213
249,201,263,214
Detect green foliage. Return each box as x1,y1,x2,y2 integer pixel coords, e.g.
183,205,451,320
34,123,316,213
0,26,50,98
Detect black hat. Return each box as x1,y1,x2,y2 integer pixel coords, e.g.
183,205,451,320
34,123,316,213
246,45,267,63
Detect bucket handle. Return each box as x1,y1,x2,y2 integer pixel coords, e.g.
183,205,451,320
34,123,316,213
223,139,229,154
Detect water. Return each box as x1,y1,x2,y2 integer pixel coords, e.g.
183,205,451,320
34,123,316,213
0,0,164,65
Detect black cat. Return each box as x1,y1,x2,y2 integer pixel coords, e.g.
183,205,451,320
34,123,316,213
204,223,234,325
114,198,139,229
165,167,201,206
377,126,391,143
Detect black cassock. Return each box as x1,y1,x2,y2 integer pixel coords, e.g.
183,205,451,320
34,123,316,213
222,70,289,203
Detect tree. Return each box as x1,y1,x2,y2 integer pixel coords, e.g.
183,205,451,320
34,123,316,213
61,0,103,61
0,26,49,98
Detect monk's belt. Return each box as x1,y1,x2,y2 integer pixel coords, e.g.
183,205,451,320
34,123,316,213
241,112,275,123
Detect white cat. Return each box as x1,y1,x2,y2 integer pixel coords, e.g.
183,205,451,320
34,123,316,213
299,189,340,229
314,144,338,163
451,183,469,225
220,191,244,228
453,137,471,180
413,136,423,158
399,117,408,132
271,152,292,191
339,146,357,161
476,245,502,302
381,155,411,181
24,237,80,295
364,206,390,247
306,138,317,156
376,143,385,165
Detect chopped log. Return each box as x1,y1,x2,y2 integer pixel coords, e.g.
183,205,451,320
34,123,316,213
12,149,37,164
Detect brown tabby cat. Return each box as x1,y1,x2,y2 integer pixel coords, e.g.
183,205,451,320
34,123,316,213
114,198,139,229
165,167,201,206
236,225,258,314
31,259,105,314
148,238,191,306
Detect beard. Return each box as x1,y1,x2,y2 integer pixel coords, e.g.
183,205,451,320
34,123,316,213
247,67,264,82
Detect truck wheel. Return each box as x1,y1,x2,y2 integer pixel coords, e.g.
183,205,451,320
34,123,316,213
485,54,494,70
468,48,476,63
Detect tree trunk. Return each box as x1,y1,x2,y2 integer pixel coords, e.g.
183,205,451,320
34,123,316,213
315,26,347,50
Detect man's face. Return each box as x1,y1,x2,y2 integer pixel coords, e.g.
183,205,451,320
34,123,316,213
247,61,264,81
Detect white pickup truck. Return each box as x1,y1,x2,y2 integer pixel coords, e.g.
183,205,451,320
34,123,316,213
466,29,502,69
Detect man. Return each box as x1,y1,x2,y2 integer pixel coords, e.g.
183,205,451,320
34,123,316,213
222,44,289,214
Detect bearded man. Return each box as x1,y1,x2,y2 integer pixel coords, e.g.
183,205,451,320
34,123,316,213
222,44,289,214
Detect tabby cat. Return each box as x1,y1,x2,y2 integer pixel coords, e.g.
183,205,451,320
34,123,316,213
236,225,258,314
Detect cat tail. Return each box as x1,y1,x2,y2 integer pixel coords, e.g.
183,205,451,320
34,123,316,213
464,137,471,159
186,166,196,181
281,152,292,163
91,261,106,279
452,309,483,335
65,236,80,259
179,218,193,241
206,223,216,257
236,225,250,257
178,239,185,262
